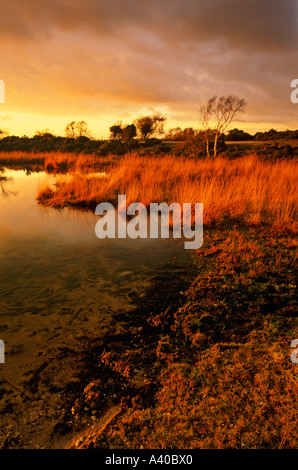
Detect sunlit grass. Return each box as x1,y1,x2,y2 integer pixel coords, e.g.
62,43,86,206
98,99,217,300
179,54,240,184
0,151,119,172
37,153,297,230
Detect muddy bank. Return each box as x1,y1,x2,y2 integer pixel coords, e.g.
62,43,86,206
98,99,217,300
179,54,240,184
0,258,193,449
65,261,194,449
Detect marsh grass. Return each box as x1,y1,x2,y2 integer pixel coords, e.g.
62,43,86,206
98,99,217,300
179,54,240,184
37,153,297,230
0,151,119,173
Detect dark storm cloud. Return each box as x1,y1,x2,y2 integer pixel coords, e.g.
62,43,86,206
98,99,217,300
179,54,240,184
1,0,297,131
1,0,296,51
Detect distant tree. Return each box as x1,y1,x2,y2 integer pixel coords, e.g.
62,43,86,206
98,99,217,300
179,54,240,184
199,95,247,157
76,120,91,138
226,128,253,141
122,124,137,141
65,121,91,139
180,128,197,141
109,123,123,139
35,128,54,137
134,113,166,140
65,121,76,139
254,128,298,141
164,127,198,141
164,127,182,141
0,129,8,140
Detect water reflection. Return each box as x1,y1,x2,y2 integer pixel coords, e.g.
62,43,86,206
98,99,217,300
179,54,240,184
0,166,192,447
0,169,17,200
0,168,188,386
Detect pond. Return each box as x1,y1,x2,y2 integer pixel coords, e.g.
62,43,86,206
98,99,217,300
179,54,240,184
0,167,190,448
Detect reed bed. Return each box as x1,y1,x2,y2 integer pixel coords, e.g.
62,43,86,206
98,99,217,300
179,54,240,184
0,150,119,172
37,154,297,229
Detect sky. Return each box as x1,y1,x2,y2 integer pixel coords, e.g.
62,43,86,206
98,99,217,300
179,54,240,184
0,0,297,138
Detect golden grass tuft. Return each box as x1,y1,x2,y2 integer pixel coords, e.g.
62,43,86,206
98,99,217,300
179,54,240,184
37,153,297,230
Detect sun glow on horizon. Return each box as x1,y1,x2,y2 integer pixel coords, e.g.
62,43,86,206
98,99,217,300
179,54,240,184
1,109,297,140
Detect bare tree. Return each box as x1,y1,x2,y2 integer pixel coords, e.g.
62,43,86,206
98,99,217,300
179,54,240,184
199,95,247,157
65,121,76,139
65,120,91,139
76,120,91,138
199,96,216,158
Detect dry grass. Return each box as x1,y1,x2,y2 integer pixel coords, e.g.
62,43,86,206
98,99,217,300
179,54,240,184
0,151,118,172
106,342,298,449
74,226,297,449
37,153,297,229
0,151,45,164
43,152,118,172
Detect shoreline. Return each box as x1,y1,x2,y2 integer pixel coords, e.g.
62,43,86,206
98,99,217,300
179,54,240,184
0,224,297,449
0,256,193,449
0,154,297,448
66,225,297,449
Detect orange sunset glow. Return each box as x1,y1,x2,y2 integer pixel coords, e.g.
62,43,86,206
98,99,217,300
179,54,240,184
1,0,298,138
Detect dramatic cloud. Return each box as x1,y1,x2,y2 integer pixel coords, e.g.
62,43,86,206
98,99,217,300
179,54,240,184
1,0,297,136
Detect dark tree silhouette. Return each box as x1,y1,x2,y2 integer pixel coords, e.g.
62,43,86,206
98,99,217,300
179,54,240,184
122,124,137,141
134,113,166,140
109,123,123,139
65,121,91,139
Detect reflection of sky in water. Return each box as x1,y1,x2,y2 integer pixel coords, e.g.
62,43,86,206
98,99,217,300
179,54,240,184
0,169,182,249
0,168,188,315
0,169,190,445
0,169,95,242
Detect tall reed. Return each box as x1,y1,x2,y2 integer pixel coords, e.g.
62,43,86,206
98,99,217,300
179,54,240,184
37,154,297,229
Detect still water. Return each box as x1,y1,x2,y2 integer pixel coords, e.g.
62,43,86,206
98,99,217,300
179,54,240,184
0,168,189,447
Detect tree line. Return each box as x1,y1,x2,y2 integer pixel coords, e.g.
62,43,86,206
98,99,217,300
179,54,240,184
0,95,298,157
